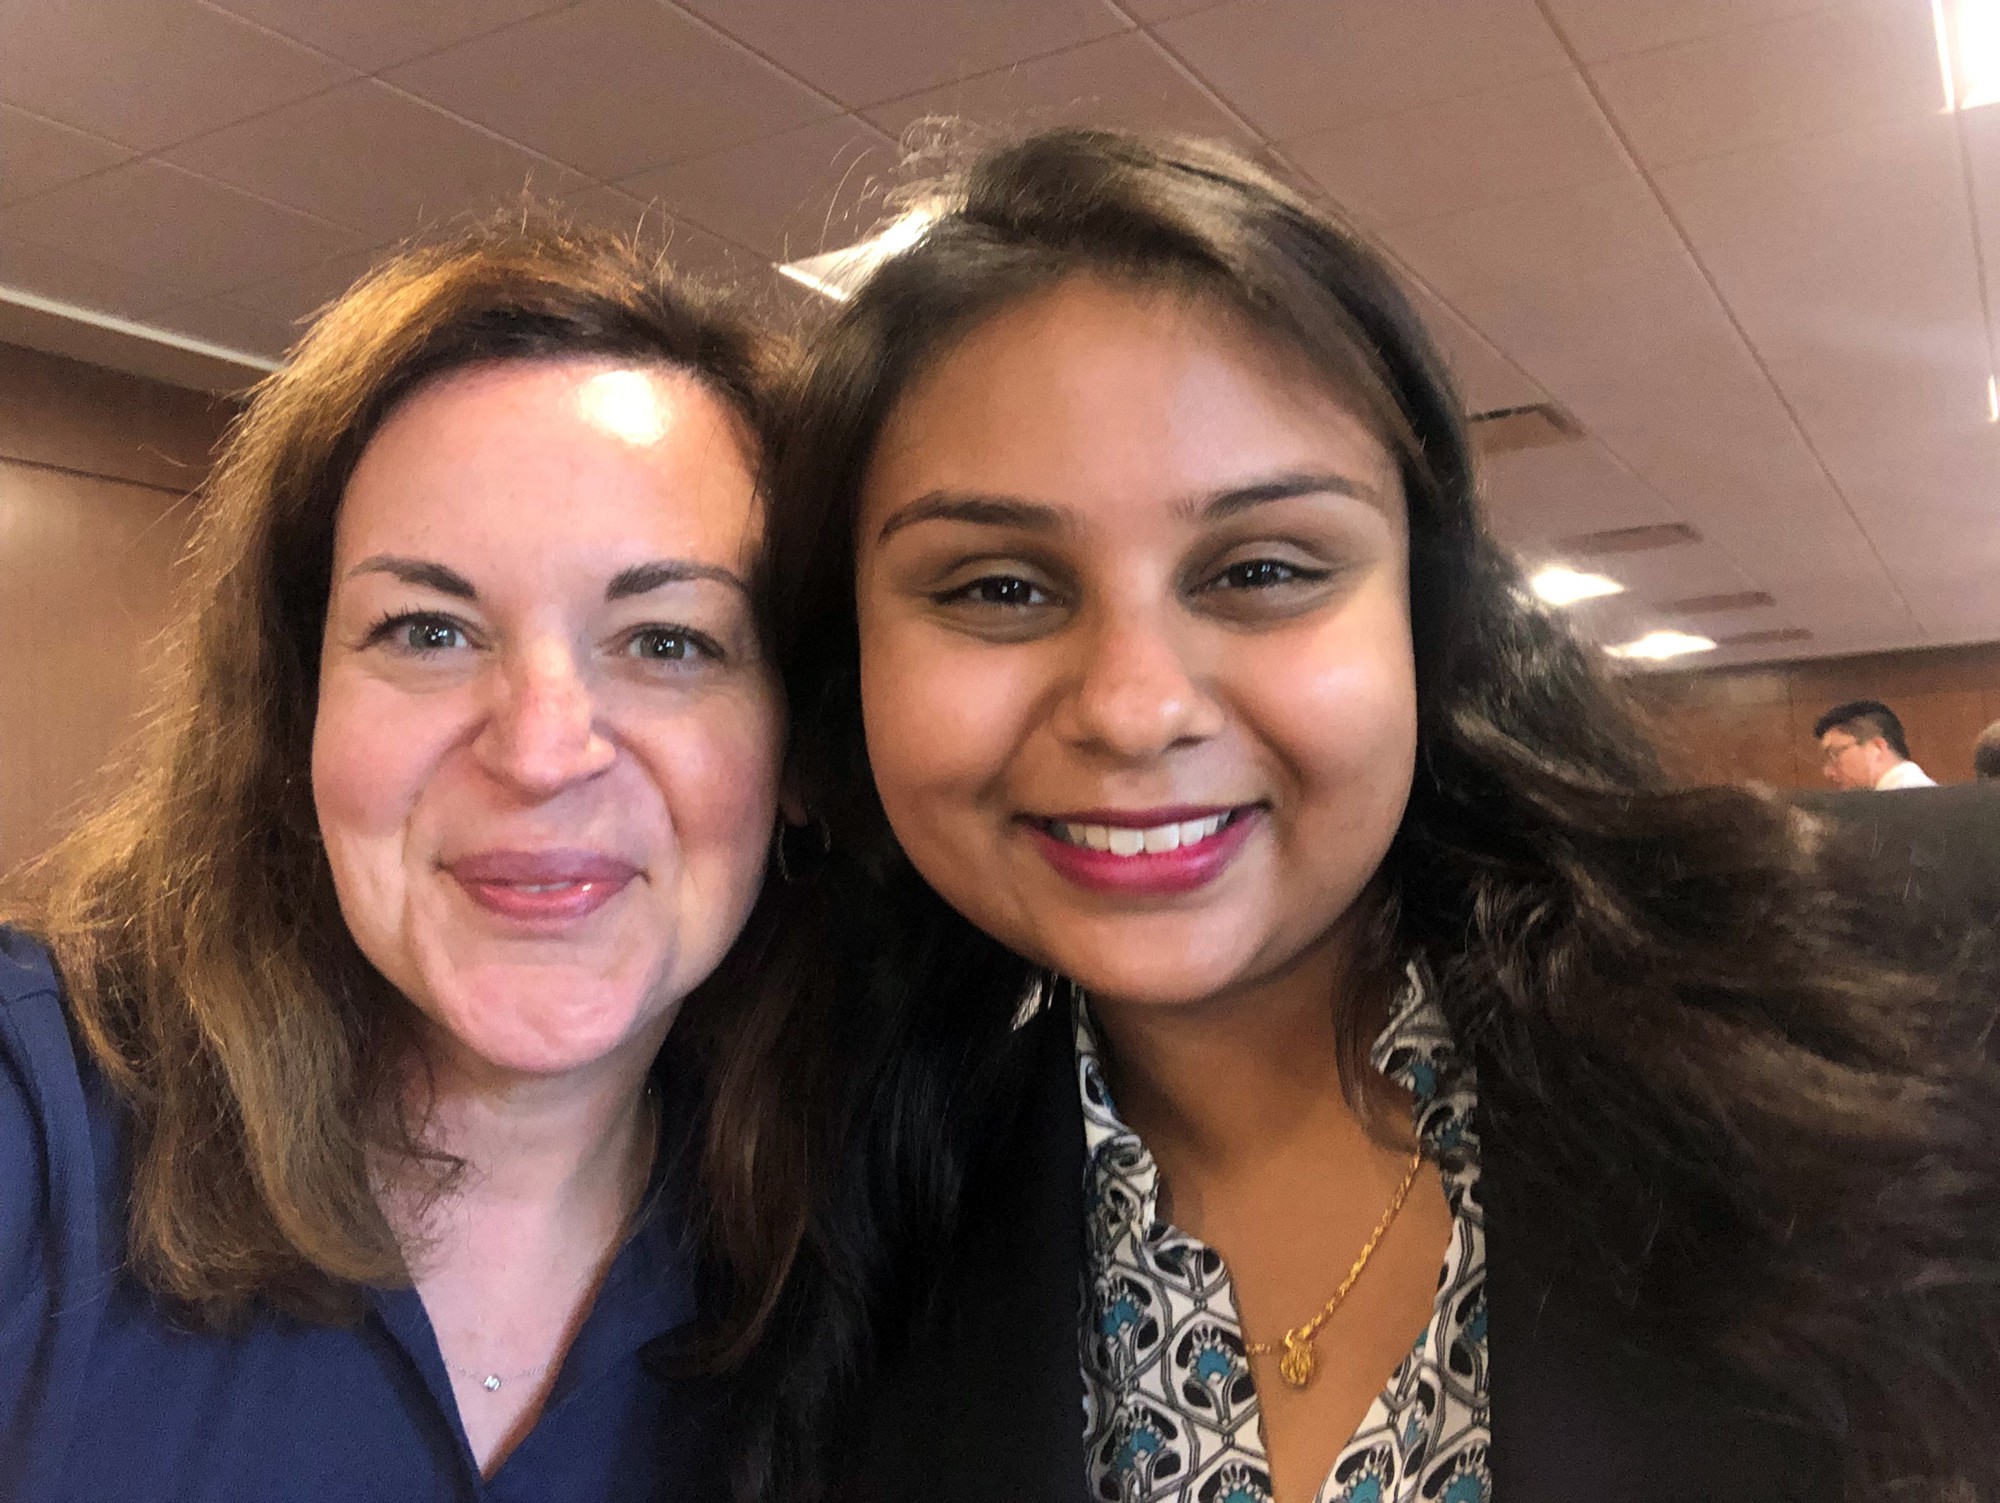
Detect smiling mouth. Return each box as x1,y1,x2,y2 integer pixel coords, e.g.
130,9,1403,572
1040,808,1248,857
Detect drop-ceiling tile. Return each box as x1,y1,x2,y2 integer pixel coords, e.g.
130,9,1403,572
1822,426,2000,565
0,159,363,305
1403,283,1547,413
1589,0,1941,168
1290,71,1630,227
204,0,583,72
0,104,131,208
1119,0,1230,20
1952,104,2000,352
162,80,607,241
645,216,770,287
1480,437,1675,545
620,115,899,260
863,31,1253,149
152,295,304,362
0,233,181,319
1542,0,1850,63
681,0,1129,111
222,245,395,325
1151,0,1567,144
384,0,835,182
1380,172,1676,303
1654,113,1985,457
1451,249,1901,597
0,0,350,153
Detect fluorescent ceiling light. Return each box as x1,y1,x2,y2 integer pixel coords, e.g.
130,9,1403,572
1987,373,1997,422
1529,565,1624,606
1934,0,2000,110
1605,629,1717,662
776,210,937,302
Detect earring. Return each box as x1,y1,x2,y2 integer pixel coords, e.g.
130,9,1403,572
773,816,832,885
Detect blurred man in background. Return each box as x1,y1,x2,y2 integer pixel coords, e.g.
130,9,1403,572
1815,699,1936,790
1976,721,2000,781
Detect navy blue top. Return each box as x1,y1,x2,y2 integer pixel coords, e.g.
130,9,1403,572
0,928,721,1503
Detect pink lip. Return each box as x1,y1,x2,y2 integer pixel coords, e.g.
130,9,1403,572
1024,805,1259,897
444,848,640,925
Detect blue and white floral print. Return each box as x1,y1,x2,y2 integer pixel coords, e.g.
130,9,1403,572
1078,974,1490,1503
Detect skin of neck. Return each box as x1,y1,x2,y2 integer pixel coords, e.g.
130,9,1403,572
379,1010,672,1253
1089,914,1407,1188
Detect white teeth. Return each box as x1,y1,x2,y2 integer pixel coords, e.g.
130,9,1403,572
1179,815,1224,845
1051,812,1233,856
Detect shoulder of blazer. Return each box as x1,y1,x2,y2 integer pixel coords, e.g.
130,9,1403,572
839,1004,1843,1503
842,1002,1092,1503
1483,1147,1842,1503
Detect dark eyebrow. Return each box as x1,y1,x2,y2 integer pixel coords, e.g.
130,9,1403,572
346,555,748,602
1181,471,1382,521
874,491,1066,544
875,472,1383,545
605,559,751,600
349,555,478,599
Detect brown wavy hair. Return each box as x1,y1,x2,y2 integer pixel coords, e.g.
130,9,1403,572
6,215,788,1322
704,130,2000,1500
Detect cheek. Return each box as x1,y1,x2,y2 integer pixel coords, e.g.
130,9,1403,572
310,675,439,848
638,692,784,871
860,622,1019,847
1254,601,1418,817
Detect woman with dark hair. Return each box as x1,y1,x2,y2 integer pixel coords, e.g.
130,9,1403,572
703,130,2000,1503
0,220,789,1500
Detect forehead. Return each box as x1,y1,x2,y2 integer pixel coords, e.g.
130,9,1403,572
862,276,1402,531
337,357,760,565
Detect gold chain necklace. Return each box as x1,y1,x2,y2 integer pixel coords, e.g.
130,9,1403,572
1243,1148,1427,1390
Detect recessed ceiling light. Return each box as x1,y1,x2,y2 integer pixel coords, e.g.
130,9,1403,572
1934,0,2000,110
776,209,937,302
1529,565,1625,606
1605,629,1718,662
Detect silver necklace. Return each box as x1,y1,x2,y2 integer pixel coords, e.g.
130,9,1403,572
439,1084,662,1398
449,1359,550,1394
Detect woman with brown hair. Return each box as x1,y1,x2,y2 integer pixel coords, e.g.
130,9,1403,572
705,130,2000,1503
0,220,788,1500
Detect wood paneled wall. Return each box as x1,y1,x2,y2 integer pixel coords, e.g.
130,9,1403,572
0,341,232,874
1629,642,2000,790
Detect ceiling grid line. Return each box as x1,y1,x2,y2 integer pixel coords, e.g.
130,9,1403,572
1948,92,2000,425
1114,0,1555,422
1528,0,1927,638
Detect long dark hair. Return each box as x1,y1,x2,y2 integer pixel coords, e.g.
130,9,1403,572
7,214,788,1323
701,130,2000,1500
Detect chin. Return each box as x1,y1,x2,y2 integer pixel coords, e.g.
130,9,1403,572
425,965,662,1079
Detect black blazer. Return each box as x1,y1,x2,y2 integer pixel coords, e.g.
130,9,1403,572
1803,781,2000,934
835,1005,1839,1502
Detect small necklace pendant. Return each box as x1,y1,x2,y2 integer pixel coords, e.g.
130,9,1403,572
481,1375,502,1392
1277,1331,1317,1389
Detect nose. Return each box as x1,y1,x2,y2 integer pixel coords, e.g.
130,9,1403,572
474,638,616,796
1053,603,1224,762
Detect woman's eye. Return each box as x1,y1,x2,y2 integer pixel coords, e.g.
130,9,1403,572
1217,559,1308,590
368,613,468,653
625,627,712,662
945,575,1051,608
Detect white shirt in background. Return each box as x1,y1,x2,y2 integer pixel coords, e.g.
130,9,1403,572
1875,760,1938,790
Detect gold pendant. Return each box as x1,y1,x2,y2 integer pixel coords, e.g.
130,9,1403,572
1277,1330,1316,1389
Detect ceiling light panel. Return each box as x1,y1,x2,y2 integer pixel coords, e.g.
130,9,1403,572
1935,0,2000,110
1529,565,1625,606
1604,629,1718,661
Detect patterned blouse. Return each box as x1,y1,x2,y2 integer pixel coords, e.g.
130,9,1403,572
1077,977,1490,1503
